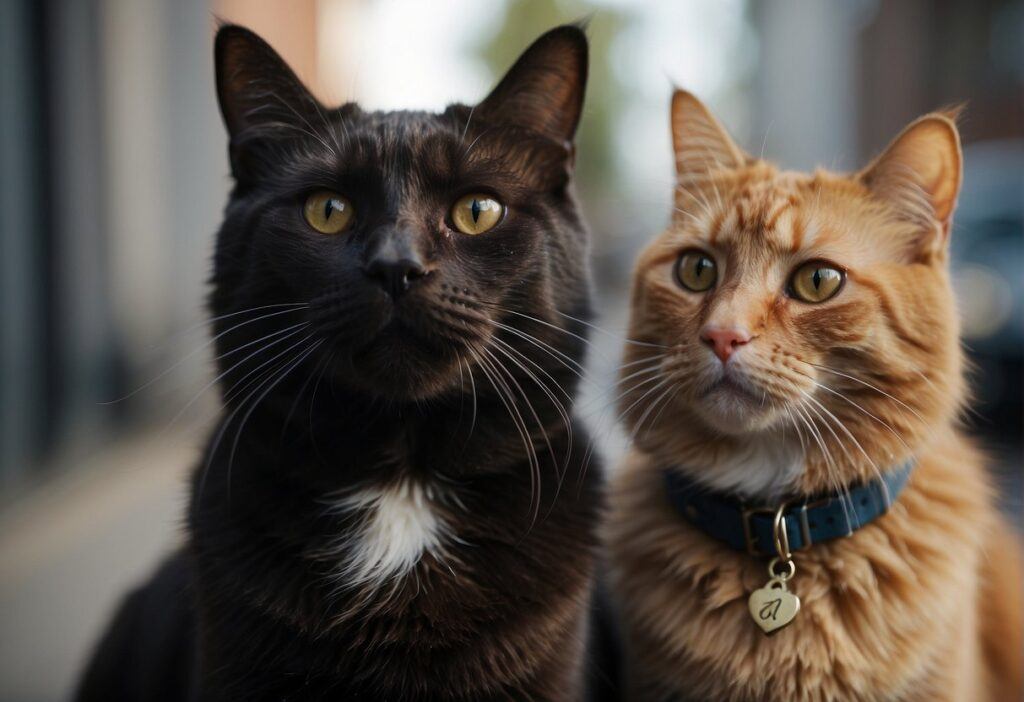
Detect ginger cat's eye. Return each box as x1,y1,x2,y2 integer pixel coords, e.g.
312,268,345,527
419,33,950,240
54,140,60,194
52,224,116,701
304,191,354,235
675,250,717,292
451,194,504,235
789,262,844,303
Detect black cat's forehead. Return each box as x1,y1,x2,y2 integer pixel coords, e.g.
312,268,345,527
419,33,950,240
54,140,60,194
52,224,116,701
283,103,566,194
331,104,464,145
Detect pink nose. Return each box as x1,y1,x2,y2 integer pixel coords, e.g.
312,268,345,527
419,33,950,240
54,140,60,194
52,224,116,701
700,326,752,363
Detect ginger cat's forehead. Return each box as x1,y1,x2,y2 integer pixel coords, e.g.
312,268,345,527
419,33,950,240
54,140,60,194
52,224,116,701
666,164,911,268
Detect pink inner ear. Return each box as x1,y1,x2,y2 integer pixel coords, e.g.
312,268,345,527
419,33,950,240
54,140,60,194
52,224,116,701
860,116,962,227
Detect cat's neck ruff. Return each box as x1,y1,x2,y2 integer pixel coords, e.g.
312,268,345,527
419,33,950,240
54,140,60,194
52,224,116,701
670,428,806,501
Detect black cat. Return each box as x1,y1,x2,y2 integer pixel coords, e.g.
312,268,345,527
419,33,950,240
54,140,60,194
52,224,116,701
75,23,616,701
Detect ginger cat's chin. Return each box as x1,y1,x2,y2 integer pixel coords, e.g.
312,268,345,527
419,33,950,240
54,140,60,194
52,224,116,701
608,89,1022,702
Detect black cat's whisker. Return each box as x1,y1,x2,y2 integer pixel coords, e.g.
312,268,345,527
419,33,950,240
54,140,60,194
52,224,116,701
163,321,312,433
477,346,545,479
198,356,284,504
218,319,311,359
456,357,466,431
210,334,318,472
281,341,334,441
225,339,324,501
467,346,541,525
551,309,669,350
217,340,324,504
159,302,309,347
437,297,593,379
489,336,575,491
457,357,478,440
307,347,335,463
486,305,598,348
487,345,573,454
487,319,587,378
221,332,318,406
484,307,585,350
101,304,309,405
482,345,557,472
490,335,574,406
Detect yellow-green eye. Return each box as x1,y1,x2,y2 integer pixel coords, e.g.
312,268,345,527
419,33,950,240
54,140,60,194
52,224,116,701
789,262,844,303
304,191,354,235
675,250,717,292
451,194,504,235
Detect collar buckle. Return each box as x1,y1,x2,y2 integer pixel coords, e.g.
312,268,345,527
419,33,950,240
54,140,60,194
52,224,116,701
742,502,815,556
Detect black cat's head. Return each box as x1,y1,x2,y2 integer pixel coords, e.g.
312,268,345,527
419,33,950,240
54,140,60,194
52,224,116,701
210,24,590,403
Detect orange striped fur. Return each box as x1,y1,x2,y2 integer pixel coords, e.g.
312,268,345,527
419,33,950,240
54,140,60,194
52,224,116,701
606,90,1022,701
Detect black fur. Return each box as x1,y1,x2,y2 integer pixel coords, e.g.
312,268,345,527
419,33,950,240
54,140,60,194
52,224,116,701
76,23,617,702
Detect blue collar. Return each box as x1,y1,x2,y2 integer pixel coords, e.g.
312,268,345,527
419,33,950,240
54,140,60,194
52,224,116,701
663,462,914,556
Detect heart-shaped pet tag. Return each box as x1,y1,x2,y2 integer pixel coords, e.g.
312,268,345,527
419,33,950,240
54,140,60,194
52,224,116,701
748,581,800,635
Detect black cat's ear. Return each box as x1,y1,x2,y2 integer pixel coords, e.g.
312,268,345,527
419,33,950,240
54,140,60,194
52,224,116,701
476,24,588,144
671,89,746,180
214,24,323,179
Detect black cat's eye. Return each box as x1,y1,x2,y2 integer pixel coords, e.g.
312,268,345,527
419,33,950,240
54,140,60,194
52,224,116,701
788,261,844,303
304,191,354,235
451,194,504,235
675,250,717,292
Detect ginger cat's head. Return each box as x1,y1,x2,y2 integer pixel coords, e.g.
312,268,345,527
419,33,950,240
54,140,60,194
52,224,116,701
622,90,964,498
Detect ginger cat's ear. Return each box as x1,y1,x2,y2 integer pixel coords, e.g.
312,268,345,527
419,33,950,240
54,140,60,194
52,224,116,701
858,112,963,250
670,89,746,180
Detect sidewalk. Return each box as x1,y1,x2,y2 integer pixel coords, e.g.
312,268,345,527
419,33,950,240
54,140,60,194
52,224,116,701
0,430,196,702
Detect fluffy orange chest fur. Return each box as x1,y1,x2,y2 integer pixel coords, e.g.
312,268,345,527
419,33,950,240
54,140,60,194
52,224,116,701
607,430,1017,702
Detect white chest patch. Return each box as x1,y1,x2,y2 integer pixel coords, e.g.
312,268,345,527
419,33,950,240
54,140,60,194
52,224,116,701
325,480,448,588
693,432,804,500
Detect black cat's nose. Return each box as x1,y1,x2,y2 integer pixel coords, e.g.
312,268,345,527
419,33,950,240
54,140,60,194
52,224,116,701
364,226,429,298
365,254,427,298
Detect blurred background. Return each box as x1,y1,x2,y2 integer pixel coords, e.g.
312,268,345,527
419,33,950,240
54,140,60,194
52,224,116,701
0,0,1021,698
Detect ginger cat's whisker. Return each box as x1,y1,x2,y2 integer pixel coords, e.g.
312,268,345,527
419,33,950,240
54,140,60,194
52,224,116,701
804,376,913,451
805,361,927,425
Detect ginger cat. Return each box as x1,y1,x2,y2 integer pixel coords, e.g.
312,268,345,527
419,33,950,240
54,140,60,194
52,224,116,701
606,90,1022,702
